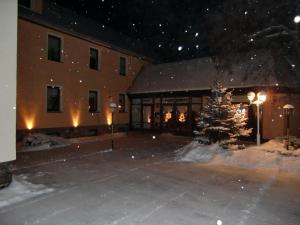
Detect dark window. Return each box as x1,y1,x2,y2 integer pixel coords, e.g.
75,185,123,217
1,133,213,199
119,57,127,76
89,48,99,70
118,94,126,112
48,35,61,62
89,91,98,112
18,0,31,8
47,86,61,112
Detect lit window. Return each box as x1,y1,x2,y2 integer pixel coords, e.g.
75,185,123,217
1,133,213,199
118,94,126,112
119,57,127,76
48,35,62,62
89,48,99,70
47,86,61,112
89,91,98,112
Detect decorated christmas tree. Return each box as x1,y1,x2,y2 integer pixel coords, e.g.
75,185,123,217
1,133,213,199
195,81,252,147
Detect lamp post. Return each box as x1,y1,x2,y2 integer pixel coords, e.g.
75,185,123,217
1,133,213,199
283,104,295,150
247,91,267,145
109,101,117,150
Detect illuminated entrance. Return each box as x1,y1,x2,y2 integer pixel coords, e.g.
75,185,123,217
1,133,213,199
130,95,203,133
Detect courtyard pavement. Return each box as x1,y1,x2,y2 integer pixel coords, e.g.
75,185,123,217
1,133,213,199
1,132,300,225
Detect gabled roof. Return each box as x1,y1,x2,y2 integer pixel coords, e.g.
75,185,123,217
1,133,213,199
18,1,158,61
128,50,300,94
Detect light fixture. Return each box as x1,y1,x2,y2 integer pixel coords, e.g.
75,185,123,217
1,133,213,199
247,91,267,145
294,15,300,24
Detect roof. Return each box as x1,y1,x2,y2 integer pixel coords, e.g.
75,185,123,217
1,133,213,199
128,50,300,94
18,1,158,61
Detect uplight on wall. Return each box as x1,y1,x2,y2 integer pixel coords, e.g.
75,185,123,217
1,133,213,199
25,117,35,130
71,111,80,128
106,112,112,125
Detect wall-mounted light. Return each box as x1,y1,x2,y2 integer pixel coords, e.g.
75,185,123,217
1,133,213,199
164,112,172,122
178,113,186,123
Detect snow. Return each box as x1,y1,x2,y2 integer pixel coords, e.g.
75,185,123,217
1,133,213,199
1,134,300,225
178,139,300,173
20,133,126,152
21,133,70,152
0,175,53,208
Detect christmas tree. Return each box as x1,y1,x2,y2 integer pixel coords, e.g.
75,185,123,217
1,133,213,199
195,81,252,147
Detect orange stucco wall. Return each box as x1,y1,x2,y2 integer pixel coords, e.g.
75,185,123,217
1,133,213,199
17,19,149,130
263,92,300,139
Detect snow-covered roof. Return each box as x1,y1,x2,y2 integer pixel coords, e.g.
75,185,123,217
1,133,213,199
128,50,300,94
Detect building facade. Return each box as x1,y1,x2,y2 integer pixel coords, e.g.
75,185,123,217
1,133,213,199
17,0,152,139
17,0,300,141
128,52,300,140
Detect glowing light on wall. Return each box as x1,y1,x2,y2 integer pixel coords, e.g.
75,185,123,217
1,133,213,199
164,112,172,122
71,110,80,128
178,113,186,123
25,117,34,130
106,112,112,125
147,117,151,123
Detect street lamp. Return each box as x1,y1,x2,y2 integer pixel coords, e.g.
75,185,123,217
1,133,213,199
109,100,117,150
247,91,267,145
283,104,295,150
294,15,300,24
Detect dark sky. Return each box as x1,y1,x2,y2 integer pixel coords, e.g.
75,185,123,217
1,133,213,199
52,0,296,62
52,0,222,61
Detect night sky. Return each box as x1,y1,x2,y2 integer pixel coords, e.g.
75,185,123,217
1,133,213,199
53,0,297,62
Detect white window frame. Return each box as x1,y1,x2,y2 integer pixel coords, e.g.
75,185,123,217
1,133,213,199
45,84,63,113
47,33,64,63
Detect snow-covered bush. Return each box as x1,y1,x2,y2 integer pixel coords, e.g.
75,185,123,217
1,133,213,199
195,80,252,147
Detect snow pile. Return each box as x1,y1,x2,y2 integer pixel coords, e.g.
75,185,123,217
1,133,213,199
0,175,53,208
21,133,71,152
178,140,300,173
178,141,225,162
70,132,126,144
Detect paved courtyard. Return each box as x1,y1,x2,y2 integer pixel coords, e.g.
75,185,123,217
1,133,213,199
1,132,300,225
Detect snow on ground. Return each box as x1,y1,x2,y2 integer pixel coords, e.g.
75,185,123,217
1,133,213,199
0,175,53,208
21,133,71,152
69,132,126,144
20,132,126,152
177,139,300,173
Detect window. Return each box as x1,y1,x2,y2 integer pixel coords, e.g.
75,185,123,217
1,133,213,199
118,94,126,112
19,0,31,8
89,91,98,112
48,35,62,62
89,48,99,70
47,86,61,112
119,57,127,75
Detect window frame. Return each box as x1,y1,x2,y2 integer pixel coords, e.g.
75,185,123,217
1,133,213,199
118,94,126,113
119,57,127,76
88,90,100,113
46,85,62,113
89,47,100,70
47,34,63,62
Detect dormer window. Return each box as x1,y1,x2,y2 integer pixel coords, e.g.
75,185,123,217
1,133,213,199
18,0,31,9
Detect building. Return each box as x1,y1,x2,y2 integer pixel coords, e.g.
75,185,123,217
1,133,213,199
128,50,300,140
17,0,154,139
17,0,300,141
